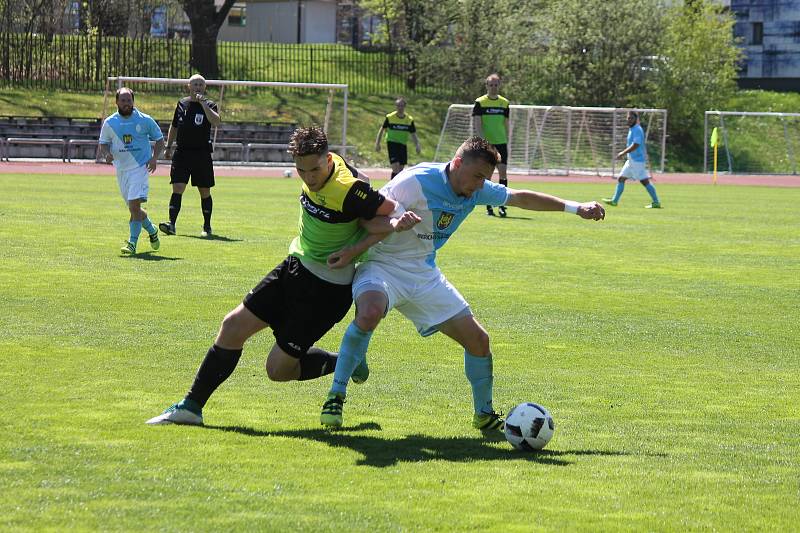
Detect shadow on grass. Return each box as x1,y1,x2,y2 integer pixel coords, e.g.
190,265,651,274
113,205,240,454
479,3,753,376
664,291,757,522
204,422,639,467
184,234,243,243
121,252,182,261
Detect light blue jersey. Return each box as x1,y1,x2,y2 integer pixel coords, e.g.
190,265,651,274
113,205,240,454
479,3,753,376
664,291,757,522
627,123,646,163
99,109,163,171
368,162,510,269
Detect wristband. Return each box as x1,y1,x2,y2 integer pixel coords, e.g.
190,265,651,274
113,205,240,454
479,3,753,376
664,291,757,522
563,201,580,214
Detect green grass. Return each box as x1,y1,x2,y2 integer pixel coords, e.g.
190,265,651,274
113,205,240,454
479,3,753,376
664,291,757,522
1,173,798,531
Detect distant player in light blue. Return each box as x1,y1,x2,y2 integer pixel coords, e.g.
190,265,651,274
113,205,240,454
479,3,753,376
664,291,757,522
319,136,606,431
98,87,166,254
603,111,661,209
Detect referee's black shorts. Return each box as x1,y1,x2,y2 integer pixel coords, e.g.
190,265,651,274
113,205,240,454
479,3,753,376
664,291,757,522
493,143,508,165
387,141,408,165
242,256,353,358
170,148,215,188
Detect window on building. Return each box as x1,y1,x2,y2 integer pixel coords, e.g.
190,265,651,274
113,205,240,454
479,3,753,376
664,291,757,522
752,22,763,45
228,4,246,27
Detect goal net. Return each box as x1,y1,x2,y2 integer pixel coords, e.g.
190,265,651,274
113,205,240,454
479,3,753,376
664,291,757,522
704,111,800,175
101,76,349,164
435,105,667,176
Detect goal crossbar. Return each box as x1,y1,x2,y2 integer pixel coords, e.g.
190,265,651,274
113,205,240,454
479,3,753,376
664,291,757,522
102,76,350,158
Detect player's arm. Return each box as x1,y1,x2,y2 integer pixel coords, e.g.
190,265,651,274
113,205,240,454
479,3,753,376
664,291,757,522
148,137,165,172
164,125,177,159
411,132,421,154
97,142,113,164
197,97,221,126
375,118,388,151
505,189,605,221
328,208,422,269
616,142,639,160
472,102,483,137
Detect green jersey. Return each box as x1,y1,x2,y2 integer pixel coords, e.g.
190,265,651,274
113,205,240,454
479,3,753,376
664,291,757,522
383,111,416,145
289,153,385,283
472,94,510,145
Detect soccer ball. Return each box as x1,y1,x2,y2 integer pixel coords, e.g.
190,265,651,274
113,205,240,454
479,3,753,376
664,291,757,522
504,402,555,451
283,169,292,178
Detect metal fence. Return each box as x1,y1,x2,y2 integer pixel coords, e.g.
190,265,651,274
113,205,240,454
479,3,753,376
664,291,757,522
0,33,431,95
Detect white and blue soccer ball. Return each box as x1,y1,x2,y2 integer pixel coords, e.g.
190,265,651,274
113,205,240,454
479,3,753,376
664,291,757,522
504,402,555,451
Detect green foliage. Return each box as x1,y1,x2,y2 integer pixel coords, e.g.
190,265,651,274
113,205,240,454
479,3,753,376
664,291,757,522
1,174,799,530
650,0,741,143
536,0,662,106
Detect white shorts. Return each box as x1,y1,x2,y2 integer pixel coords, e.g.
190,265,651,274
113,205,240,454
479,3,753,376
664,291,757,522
352,261,471,337
116,165,149,202
619,160,650,181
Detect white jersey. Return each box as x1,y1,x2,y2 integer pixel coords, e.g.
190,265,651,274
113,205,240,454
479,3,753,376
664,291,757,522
367,162,510,272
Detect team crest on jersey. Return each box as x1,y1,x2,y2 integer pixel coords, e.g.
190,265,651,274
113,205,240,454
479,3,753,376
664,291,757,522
123,134,133,144
315,194,326,206
194,114,204,126
135,124,142,132
436,211,455,230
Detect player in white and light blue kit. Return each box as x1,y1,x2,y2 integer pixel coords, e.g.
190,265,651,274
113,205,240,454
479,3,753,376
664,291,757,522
320,137,606,431
603,111,661,209
98,87,166,254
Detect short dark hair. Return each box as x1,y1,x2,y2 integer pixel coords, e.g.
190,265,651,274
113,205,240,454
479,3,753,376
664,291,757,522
288,126,328,157
115,87,134,102
456,136,500,167
628,110,639,120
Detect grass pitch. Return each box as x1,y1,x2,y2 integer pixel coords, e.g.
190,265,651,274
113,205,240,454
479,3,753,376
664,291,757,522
1,172,798,531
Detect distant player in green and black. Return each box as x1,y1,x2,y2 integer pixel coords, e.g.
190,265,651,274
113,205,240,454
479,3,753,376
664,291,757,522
375,97,421,179
472,73,510,217
146,126,421,426
159,74,221,238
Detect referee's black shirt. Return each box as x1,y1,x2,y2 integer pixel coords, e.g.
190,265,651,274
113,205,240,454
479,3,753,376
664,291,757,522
172,97,217,152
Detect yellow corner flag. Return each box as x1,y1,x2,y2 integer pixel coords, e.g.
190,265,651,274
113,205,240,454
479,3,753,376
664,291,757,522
711,127,719,184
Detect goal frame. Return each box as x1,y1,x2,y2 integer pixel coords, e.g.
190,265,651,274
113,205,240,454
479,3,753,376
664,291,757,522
704,110,800,175
102,76,350,159
435,104,668,176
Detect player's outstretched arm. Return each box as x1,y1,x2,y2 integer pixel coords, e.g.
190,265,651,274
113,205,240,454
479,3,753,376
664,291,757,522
505,189,605,220
327,211,421,269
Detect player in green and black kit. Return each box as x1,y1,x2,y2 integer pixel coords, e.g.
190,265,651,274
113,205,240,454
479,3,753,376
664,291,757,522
146,126,420,426
472,73,510,217
375,97,421,179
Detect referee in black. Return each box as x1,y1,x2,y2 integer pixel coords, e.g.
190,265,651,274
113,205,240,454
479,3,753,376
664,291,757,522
159,74,221,238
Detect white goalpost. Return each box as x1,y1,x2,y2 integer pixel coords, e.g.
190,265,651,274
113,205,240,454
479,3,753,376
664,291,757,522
704,110,800,175
435,104,668,176
102,76,350,162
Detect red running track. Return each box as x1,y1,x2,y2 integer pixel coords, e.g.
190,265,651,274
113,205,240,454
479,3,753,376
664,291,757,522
1,160,798,187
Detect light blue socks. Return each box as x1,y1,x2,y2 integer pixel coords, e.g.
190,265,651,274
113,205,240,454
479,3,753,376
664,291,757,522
129,220,142,244
464,351,494,415
330,322,373,395
644,182,660,203
142,217,157,235
612,181,625,203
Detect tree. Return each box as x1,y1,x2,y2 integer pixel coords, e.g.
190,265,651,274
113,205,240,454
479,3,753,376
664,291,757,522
180,0,237,78
650,0,741,143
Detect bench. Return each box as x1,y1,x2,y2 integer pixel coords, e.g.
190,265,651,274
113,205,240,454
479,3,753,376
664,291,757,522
5,137,66,161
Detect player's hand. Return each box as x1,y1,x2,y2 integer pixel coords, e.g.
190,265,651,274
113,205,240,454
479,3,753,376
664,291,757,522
416,145,421,155
147,157,158,173
164,147,173,160
103,153,113,164
615,151,625,160
327,247,356,269
391,211,422,232
375,143,381,152
577,201,605,221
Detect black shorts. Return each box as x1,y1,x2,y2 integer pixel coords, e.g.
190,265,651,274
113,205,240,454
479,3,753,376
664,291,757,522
242,256,353,358
387,141,408,165
170,149,215,188
493,143,508,165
